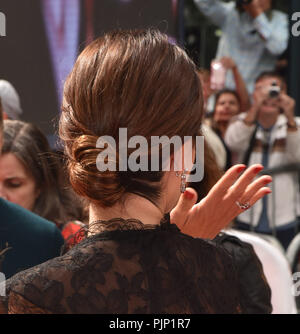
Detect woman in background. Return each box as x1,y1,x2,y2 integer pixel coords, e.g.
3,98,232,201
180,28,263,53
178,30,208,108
205,89,241,170
200,57,249,170
0,120,86,242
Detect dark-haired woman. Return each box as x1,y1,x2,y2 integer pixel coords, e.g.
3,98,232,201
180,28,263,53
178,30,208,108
0,120,86,243
201,57,250,170
205,89,242,170
0,30,272,314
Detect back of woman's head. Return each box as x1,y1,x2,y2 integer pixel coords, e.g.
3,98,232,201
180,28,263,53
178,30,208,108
60,29,203,208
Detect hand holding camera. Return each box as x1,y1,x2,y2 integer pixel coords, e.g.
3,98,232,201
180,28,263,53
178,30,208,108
263,82,295,121
278,94,296,126
243,87,265,125
244,80,296,127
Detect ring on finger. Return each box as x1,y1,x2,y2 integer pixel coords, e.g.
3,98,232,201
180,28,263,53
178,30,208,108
235,201,251,210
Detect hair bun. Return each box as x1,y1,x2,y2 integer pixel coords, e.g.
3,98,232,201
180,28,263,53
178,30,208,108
68,134,125,207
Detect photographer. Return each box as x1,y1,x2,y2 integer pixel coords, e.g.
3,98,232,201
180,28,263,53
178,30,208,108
193,0,289,93
225,72,300,249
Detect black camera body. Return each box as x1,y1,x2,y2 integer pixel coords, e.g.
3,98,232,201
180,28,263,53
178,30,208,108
236,0,253,6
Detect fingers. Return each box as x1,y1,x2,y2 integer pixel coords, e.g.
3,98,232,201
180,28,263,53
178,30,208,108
239,175,272,204
234,173,272,214
208,164,247,199
207,163,271,209
250,187,272,206
238,187,272,213
170,187,198,229
229,164,265,199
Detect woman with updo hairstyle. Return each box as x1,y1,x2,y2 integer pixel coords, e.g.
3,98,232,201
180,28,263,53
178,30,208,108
0,29,272,314
0,120,86,241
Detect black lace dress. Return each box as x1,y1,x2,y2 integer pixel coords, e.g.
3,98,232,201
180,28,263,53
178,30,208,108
0,219,241,314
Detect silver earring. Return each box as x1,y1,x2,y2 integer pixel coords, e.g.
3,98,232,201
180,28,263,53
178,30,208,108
180,170,187,193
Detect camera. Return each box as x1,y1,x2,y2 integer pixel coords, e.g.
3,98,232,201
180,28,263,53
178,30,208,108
269,81,281,98
236,0,253,6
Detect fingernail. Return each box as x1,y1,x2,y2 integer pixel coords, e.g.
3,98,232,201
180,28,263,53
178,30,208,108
264,179,272,185
184,191,194,200
254,166,264,174
237,165,246,173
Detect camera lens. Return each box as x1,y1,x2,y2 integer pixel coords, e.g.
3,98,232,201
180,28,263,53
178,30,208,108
269,82,280,98
269,90,279,98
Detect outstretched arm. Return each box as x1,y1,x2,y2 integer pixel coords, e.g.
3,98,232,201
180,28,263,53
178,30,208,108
219,57,251,112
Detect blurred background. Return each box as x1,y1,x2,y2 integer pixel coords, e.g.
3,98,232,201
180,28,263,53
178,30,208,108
0,0,299,140
184,0,300,116
0,0,182,142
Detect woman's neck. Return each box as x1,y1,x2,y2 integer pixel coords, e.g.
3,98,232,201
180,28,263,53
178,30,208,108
89,194,165,229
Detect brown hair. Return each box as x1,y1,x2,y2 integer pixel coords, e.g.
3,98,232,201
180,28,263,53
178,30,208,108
0,98,3,132
189,138,223,201
2,120,85,225
255,71,286,91
60,29,203,208
214,89,241,112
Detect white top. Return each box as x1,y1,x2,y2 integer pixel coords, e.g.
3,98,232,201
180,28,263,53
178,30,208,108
202,123,226,170
0,80,22,120
225,113,300,228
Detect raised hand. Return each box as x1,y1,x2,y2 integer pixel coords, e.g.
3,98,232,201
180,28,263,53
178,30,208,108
170,164,272,239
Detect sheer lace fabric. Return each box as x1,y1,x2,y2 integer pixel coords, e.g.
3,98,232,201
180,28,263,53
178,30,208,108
0,220,241,314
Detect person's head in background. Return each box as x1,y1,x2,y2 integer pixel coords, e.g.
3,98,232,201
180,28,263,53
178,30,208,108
212,89,241,137
60,29,202,217
253,71,286,117
237,0,274,14
0,120,84,226
0,80,22,120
